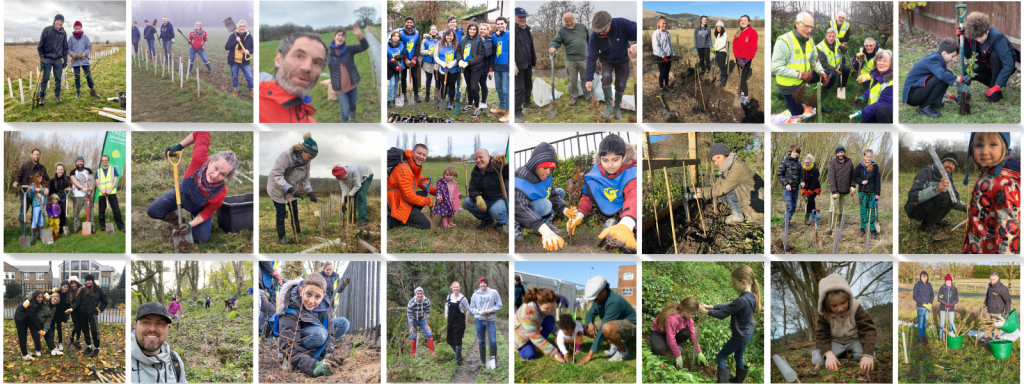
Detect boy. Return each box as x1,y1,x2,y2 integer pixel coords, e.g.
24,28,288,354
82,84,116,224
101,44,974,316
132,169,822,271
513,142,568,249
901,38,970,118
961,12,1021,103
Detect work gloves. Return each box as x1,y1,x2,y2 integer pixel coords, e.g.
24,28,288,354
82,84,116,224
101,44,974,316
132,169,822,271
538,224,565,251
797,72,813,83
172,222,191,236
956,76,971,85
737,58,749,67
307,192,317,202
956,26,964,37
598,224,636,252
675,356,684,369
459,60,468,68
475,196,487,212
855,95,867,104
856,74,871,83
819,71,830,85
697,352,709,366
166,143,184,157
341,277,351,289
23,300,30,308
285,186,296,197
313,361,333,377
563,207,584,235
850,110,863,120
663,56,671,63
986,85,1001,97
924,303,932,311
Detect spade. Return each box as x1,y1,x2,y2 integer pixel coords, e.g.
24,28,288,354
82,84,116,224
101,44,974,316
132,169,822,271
656,95,679,122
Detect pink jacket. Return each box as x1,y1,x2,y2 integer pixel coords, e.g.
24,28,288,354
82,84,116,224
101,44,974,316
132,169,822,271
650,314,701,358
168,301,182,315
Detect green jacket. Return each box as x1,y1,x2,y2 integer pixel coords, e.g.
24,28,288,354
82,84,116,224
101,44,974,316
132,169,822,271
550,25,590,61
708,153,763,222
771,27,825,95
584,288,636,353
36,301,56,332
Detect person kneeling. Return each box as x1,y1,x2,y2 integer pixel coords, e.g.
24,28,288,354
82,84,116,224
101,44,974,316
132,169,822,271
276,273,350,377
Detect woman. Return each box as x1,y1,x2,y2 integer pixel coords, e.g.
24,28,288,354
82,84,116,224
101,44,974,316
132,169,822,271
478,23,492,109
14,291,45,360
470,277,503,368
69,274,108,358
732,15,758,99
854,50,893,124
225,19,254,98
39,290,62,355
434,29,462,111
268,132,317,245
713,20,728,88
146,131,238,245
419,25,441,102
319,261,349,306
48,163,70,234
52,280,73,351
514,288,566,363
445,281,470,364
188,21,212,74
459,23,492,118
327,25,369,123
386,31,406,108
652,16,675,93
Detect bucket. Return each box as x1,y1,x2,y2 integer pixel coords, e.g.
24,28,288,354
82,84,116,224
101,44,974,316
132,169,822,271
946,335,964,349
1001,309,1018,333
990,339,1013,360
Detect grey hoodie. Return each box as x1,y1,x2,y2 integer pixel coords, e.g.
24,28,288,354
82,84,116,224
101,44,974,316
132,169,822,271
694,24,712,49
514,142,568,231
469,287,503,321
335,163,374,197
131,329,187,383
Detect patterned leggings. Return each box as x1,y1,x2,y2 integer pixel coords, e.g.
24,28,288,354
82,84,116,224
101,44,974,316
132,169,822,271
858,192,876,231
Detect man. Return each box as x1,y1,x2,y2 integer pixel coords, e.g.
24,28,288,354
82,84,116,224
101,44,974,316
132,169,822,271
132,302,186,383
514,275,525,311
387,144,436,230
905,152,966,233
693,16,712,76
393,17,422,103
68,21,101,99
585,11,637,121
514,7,538,123
579,276,636,365
549,13,589,105
463,149,509,232
962,12,1021,103
696,143,762,224
158,17,174,61
259,32,327,123
983,272,1013,339
514,142,568,247
824,146,855,237
815,28,847,113
830,12,851,51
205,294,211,309
94,155,125,232
37,14,68,106
853,37,878,83
733,15,759,99
902,38,967,118
69,156,94,234
143,20,157,58
332,163,374,226
772,11,829,118
14,148,48,224
447,15,464,46
492,17,511,122
131,21,141,55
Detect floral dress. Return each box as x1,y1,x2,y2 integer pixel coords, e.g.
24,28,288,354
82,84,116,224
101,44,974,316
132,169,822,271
962,156,1021,254
433,177,461,217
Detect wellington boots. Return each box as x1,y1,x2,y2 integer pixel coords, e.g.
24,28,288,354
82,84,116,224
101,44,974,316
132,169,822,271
454,346,463,364
410,339,417,357
613,92,624,120
600,87,614,119
804,214,812,226
426,337,437,356
731,366,749,383
717,367,732,383
206,62,212,73
479,347,487,367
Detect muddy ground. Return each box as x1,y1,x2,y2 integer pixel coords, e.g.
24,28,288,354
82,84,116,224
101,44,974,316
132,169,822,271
259,326,381,383
515,226,634,254
643,198,764,254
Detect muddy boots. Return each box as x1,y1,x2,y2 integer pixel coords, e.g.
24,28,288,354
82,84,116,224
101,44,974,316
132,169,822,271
206,62,213,73
717,367,732,383
488,346,497,368
613,92,623,120
600,87,614,120
731,366,749,383
722,193,746,224
805,213,812,226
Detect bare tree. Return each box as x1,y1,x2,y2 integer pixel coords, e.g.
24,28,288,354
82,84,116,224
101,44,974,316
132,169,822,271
447,136,454,162
354,6,378,26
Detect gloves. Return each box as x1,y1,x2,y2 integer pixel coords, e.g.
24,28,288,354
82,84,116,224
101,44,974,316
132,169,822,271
819,72,830,85
675,356,683,369
172,222,191,236
797,72,813,82
563,207,584,236
956,26,963,37
23,300,30,308
855,95,867,104
851,110,863,120
166,143,185,156
70,53,78,59
957,76,971,85
856,74,871,83
693,48,698,52
341,277,351,288
663,56,671,63
65,309,73,314
831,193,839,199
697,352,709,366
285,186,296,197
459,60,468,68
924,303,932,311
514,66,519,76
313,361,333,377
307,192,318,202
537,224,565,251
395,65,402,72
598,224,637,252
475,196,487,212
986,85,1001,97
492,154,507,167
737,58,749,67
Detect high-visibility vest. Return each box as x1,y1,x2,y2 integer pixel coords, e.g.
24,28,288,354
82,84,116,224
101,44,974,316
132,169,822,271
776,31,814,87
859,47,876,76
868,77,892,105
830,20,849,39
97,165,117,196
816,40,840,68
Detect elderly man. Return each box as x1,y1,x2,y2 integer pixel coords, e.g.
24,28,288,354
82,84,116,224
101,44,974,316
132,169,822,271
983,272,1013,339
904,152,966,233
549,12,589,105
853,37,878,81
462,149,509,232
585,11,637,121
815,28,848,113
579,276,636,365
387,144,436,230
696,143,762,224
513,142,568,248
772,11,829,118
132,302,187,383
332,163,374,226
514,7,538,123
158,17,174,61
259,32,327,123
830,12,851,51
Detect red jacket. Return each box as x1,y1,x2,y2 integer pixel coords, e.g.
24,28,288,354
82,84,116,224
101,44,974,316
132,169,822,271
189,30,207,50
259,81,317,123
732,26,758,61
184,131,226,221
386,150,436,224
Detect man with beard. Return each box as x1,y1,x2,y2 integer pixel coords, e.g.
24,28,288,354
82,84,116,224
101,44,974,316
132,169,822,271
131,302,187,383
387,144,437,230
69,156,93,234
392,17,422,103
14,148,48,224
905,152,967,234
37,14,68,106
259,32,327,123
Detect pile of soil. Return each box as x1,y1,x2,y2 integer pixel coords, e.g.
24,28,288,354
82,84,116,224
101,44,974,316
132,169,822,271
642,60,762,124
643,199,763,254
516,227,634,254
259,325,381,383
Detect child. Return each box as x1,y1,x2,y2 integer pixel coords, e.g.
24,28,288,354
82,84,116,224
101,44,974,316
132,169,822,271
555,314,583,357
777,145,802,224
168,297,183,324
276,273,350,377
962,132,1020,254
699,265,760,383
513,141,568,245
14,291,45,360
962,12,1022,103
46,194,61,240
853,150,881,239
800,154,821,226
912,270,932,344
813,273,877,377
900,38,967,118
433,166,462,228
29,172,47,245
650,298,706,368
407,287,437,357
36,291,61,356
937,274,959,341
570,134,638,252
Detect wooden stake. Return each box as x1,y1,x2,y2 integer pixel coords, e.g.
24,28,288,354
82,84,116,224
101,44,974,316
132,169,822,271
663,167,679,254
19,78,24,104
644,134,661,246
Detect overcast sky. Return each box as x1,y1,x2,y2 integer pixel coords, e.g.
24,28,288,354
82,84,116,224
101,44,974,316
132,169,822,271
5,1,127,43
7,260,126,276
259,132,382,178
516,261,634,288
516,131,637,159
259,1,379,29
517,1,637,22
385,131,509,158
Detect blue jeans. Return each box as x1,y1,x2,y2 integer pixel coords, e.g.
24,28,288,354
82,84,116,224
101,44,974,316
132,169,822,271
495,71,509,110
940,310,956,338
783,188,799,222
717,335,752,370
231,63,253,90
73,65,95,90
299,317,350,351
462,198,508,225
531,188,566,218
917,307,929,338
409,318,431,340
388,75,399,101
189,48,209,65
146,189,213,243
147,39,156,57
336,87,358,122
518,315,555,359
476,319,497,350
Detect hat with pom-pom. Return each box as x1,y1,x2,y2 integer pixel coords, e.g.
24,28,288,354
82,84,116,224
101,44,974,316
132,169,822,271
300,132,319,155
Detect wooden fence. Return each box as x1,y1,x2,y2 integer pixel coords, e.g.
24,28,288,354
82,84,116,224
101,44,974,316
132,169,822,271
908,2,1020,49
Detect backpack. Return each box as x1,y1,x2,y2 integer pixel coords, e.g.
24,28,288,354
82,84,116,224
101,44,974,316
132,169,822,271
169,350,184,382
386,147,408,178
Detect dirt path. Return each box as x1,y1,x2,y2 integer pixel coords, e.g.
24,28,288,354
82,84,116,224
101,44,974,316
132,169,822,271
450,318,508,383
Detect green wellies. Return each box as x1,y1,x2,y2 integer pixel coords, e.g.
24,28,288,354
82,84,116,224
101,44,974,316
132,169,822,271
858,192,876,231
601,87,614,119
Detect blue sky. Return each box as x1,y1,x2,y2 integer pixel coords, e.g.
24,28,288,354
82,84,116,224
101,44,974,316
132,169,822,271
644,1,765,19
515,261,635,288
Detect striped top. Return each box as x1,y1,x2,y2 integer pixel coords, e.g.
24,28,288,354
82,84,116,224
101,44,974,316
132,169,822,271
407,296,431,322
514,302,560,357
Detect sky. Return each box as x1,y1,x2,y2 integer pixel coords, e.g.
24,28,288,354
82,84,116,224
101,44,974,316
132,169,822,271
5,1,127,43
515,132,637,159
902,132,1022,151
385,131,509,158
517,1,637,22
17,131,104,142
259,1,379,29
643,1,765,19
5,260,127,280
259,132,381,177
515,261,635,288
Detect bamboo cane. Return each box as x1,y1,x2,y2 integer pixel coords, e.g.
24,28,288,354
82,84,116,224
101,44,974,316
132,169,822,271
663,167,679,254
690,167,707,237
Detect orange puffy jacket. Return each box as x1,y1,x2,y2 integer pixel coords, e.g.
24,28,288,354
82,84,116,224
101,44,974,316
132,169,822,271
259,80,317,123
387,150,436,224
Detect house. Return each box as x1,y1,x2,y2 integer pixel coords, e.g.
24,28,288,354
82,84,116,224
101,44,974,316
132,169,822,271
4,262,54,291
57,260,116,288
618,264,637,306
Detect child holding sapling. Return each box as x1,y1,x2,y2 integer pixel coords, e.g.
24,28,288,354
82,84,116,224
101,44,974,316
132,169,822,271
699,265,759,383
812,273,877,377
961,132,1020,254
276,273,351,377
555,314,583,357
853,150,881,239
650,298,705,369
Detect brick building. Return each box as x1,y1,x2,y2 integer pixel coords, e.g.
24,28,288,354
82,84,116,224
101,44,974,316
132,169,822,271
618,264,637,306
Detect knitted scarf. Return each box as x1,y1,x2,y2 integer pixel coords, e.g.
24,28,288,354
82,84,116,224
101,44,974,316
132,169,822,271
193,163,224,196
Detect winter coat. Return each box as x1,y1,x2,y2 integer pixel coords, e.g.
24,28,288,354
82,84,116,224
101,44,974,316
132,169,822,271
67,33,93,67
38,24,69,61
54,282,72,323
386,149,437,224
853,161,881,196
159,22,174,42
36,300,57,333
800,162,822,197
469,287,503,321
515,142,569,232
962,156,1020,254
913,278,934,307
901,51,959,104
860,68,893,122
713,30,728,53
965,26,1020,88
143,25,157,41
224,31,253,66
985,280,1013,315
938,284,959,312
708,291,757,340
579,144,639,221
651,314,701,358
14,300,41,335
827,155,856,195
132,26,141,44
706,152,763,221
585,18,637,82
551,24,590,61
514,302,558,356
776,154,802,189
319,271,341,305
816,273,877,354
258,79,317,123
168,301,182,315
904,163,965,216
187,29,207,50
468,158,508,203
583,288,636,353
693,25,712,49
732,26,758,61
407,296,431,322
327,36,369,91
336,163,373,197
48,174,71,202
462,35,493,72
267,149,312,204
131,329,187,383
515,23,535,70
16,160,48,187
276,279,336,377
70,285,109,316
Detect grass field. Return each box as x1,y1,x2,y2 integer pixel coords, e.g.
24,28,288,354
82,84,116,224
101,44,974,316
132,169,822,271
257,195,381,253
3,194,126,254
769,53,890,124
521,67,637,124
387,161,509,254
897,171,975,254
642,29,765,123
514,316,637,383
130,131,253,254
898,29,1021,124
4,44,127,122
3,319,126,383
131,30,252,122
770,181,894,254
160,296,254,382
258,29,380,123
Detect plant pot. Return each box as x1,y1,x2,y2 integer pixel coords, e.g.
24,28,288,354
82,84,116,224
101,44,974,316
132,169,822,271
990,339,1013,360
946,335,964,349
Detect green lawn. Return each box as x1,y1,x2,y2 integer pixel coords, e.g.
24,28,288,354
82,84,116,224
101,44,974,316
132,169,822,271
515,318,637,383
770,181,894,254
522,76,636,124
770,65,876,123
4,45,127,122
897,171,974,254
3,195,125,253
3,319,126,383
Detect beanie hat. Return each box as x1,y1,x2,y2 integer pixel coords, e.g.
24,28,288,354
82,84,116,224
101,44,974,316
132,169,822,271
835,146,846,154
74,21,82,28
715,20,725,28
332,165,347,180
478,277,488,285
85,274,95,282
709,143,730,158
592,11,612,33
964,132,1011,185
75,155,85,164
55,14,64,22
945,274,953,283
301,132,319,155
940,152,959,167
598,134,627,157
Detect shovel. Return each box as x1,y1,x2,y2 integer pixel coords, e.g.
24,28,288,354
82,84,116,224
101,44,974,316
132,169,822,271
38,190,54,244
103,194,115,234
453,66,465,115
933,219,967,241
656,95,679,122
955,4,968,94
395,93,405,107
547,52,558,120
437,66,450,110
167,151,194,253
20,186,31,248
82,199,93,236
63,189,71,236
837,49,847,99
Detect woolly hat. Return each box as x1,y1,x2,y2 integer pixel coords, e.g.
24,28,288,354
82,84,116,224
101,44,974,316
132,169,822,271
963,132,1011,185
300,132,318,155
592,11,612,33
835,146,846,154
69,276,81,285
945,274,953,283
709,143,730,158
478,277,488,285
75,155,85,164
74,21,82,28
715,20,725,28
332,165,347,180
54,14,64,22
84,274,95,282
940,152,959,167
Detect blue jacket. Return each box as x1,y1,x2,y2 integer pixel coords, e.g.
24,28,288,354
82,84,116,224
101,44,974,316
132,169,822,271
585,18,637,82
708,291,757,340
901,51,958,104
860,68,892,122
159,22,174,42
143,25,156,41
132,26,141,44
913,279,934,308
965,26,1019,88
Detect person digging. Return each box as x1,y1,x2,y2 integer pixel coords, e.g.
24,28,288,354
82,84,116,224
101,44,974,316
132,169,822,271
696,143,762,225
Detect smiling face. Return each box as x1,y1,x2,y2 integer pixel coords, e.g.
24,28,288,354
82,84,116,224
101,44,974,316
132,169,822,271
921,274,928,283
497,19,506,33
56,164,65,177
711,154,726,167
474,149,490,170
415,290,424,301
135,314,169,355
194,22,201,30
864,40,876,53
334,31,345,45
429,25,438,37
740,16,749,29
657,18,667,31
973,133,1007,168
205,158,234,184
391,32,400,44
51,295,60,305
412,146,428,166
515,15,526,28
836,14,846,24
876,54,890,73
275,37,326,98
536,167,553,181
479,280,488,291
31,149,41,162
564,14,576,29
836,151,845,160
75,25,82,33
601,153,625,174
943,160,956,175
467,24,478,39
828,294,850,316
826,31,836,44
862,152,873,165
539,302,556,315
404,19,414,30
796,14,814,38
55,20,64,29
804,158,812,168
449,18,458,30
451,282,460,294
300,285,325,311
946,280,952,287
237,21,247,33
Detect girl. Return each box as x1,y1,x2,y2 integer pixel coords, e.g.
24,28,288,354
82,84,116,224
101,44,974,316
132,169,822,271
713,20,729,87
651,298,706,368
53,280,72,351
652,16,675,93
277,273,350,377
733,15,758,99
814,273,877,376
407,287,436,357
912,270,932,345
70,274,108,357
68,21,100,99
777,145,802,225
66,276,83,349
386,31,406,108
459,23,492,118
470,277,503,368
478,23,492,109
14,291,45,360
265,132,316,245
29,172,47,245
445,281,470,364
699,265,760,384
800,154,821,226
46,194,61,240
48,163,70,234
433,166,462,228
514,288,566,363
937,274,959,341
327,26,370,123
37,290,62,355
555,314,583,357
420,25,441,102
962,132,1020,254
434,29,462,111
168,297,183,324
853,149,881,239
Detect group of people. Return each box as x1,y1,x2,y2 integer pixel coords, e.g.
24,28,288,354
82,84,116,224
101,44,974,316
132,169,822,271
13,148,124,245
912,270,1013,345
14,275,109,362
772,11,893,123
35,14,104,106
517,8,637,123
651,14,758,101
405,278,503,367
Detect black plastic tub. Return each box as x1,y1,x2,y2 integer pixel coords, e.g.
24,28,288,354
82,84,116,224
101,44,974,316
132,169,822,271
216,193,253,233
